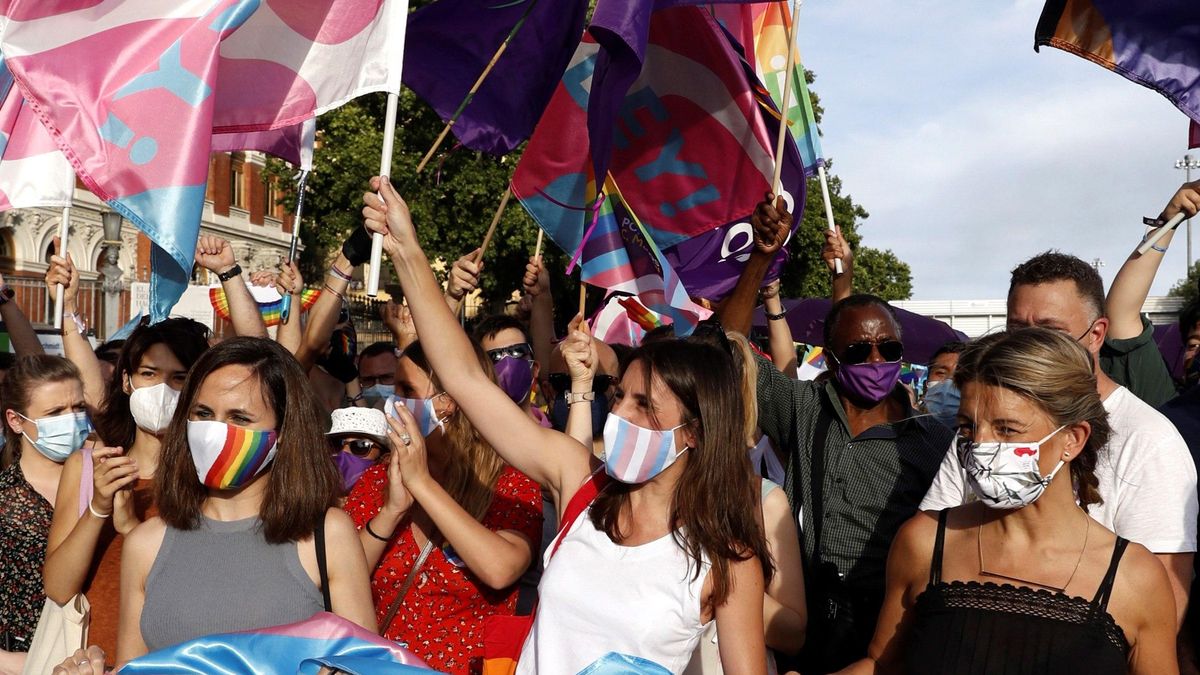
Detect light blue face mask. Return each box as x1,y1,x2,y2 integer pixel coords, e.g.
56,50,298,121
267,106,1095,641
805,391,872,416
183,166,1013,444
922,379,961,428
361,383,395,408
18,410,90,463
385,395,445,437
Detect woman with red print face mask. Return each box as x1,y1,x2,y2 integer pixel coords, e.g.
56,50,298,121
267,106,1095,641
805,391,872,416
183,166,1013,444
114,338,376,666
363,176,773,675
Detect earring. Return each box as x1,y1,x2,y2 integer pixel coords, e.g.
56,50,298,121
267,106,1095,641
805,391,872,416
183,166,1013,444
1062,452,1070,459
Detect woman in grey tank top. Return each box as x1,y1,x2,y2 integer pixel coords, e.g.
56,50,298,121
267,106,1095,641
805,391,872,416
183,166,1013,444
115,338,377,665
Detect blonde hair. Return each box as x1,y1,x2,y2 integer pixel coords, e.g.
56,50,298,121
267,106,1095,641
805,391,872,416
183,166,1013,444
954,327,1110,510
725,331,759,447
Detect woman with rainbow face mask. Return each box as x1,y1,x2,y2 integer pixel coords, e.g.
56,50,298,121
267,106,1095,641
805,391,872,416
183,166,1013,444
362,177,772,675
839,328,1178,675
114,338,377,666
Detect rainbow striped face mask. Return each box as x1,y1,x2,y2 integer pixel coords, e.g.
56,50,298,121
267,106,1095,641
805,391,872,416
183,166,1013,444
187,420,280,491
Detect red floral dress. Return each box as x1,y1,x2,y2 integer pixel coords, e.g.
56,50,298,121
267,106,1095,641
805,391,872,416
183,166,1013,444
345,465,542,675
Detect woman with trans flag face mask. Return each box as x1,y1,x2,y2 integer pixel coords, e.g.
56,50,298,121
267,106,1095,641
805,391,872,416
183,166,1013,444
0,356,87,672
115,338,376,666
842,328,1177,675
361,177,772,675
343,340,542,675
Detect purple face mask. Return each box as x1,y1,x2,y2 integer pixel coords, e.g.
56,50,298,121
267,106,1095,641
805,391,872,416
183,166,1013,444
835,361,903,404
493,356,534,404
332,451,375,492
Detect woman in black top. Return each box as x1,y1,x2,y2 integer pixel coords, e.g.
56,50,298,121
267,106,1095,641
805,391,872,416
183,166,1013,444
839,328,1177,675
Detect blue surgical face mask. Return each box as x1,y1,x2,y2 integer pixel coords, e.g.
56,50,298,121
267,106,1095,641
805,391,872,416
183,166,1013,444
550,392,608,438
386,395,445,437
361,383,395,408
922,379,961,428
18,411,90,463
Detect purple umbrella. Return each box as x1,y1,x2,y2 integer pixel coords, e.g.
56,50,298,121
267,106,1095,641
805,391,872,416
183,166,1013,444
751,298,968,366
1153,322,1185,380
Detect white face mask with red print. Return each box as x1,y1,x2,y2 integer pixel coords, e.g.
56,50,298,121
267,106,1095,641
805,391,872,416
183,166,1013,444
958,425,1067,509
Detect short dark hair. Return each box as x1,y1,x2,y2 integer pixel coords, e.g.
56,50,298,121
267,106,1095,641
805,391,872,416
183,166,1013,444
1180,301,1200,340
471,314,531,346
640,324,676,345
929,341,967,364
823,294,901,350
358,341,397,361
156,337,340,543
94,340,125,365
1009,251,1105,320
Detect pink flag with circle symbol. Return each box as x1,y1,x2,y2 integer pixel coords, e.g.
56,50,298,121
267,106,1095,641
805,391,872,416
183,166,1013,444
0,0,406,322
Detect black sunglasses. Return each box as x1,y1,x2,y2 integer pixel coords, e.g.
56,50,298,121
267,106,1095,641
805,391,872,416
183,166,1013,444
690,317,733,356
333,439,382,457
486,343,533,362
548,372,616,395
838,340,904,365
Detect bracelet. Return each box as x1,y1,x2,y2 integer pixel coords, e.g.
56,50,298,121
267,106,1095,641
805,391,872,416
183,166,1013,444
322,283,346,303
1140,234,1168,254
328,264,353,282
216,263,243,283
765,308,788,321
365,518,391,542
88,500,111,519
0,285,12,306
565,390,596,405
64,311,87,335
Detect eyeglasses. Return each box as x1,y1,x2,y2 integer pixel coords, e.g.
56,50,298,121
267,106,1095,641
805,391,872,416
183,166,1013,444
334,439,382,457
486,343,533,363
548,372,616,395
838,340,904,365
359,373,396,388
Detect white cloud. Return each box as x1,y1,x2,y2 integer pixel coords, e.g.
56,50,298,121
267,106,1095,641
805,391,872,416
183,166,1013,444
799,0,1197,299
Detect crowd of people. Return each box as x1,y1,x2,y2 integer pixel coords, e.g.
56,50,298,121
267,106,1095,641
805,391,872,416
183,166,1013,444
0,178,1199,674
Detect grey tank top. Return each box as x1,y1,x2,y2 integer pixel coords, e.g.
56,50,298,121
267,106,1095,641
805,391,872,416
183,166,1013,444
140,515,323,651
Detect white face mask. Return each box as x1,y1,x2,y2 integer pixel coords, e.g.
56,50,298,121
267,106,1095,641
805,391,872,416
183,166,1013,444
128,381,181,434
959,425,1067,509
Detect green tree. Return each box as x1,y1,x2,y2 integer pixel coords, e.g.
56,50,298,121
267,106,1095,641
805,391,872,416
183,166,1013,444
1168,261,1200,307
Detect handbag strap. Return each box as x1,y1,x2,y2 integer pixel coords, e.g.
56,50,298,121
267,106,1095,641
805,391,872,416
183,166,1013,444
378,538,434,636
549,470,608,560
315,514,332,613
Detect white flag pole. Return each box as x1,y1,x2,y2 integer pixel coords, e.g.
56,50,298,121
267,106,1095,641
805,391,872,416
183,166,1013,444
817,165,844,275
1138,212,1187,255
54,204,70,330
367,91,400,298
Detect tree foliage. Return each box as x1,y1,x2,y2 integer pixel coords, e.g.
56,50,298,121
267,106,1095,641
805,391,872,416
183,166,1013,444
1169,261,1200,307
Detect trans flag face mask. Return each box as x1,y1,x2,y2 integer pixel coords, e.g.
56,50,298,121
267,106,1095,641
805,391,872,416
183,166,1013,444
601,413,688,484
386,395,446,437
959,425,1067,509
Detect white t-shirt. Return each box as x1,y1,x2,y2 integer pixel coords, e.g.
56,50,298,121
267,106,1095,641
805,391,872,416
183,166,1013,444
517,507,711,674
920,386,1198,553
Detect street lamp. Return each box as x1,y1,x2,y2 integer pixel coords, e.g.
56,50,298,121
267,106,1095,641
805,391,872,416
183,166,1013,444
1175,154,1200,271
100,211,124,339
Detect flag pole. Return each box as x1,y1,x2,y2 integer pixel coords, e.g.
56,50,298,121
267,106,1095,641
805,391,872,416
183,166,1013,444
415,0,541,173
1138,212,1187,255
579,278,587,318
53,205,70,330
367,92,401,298
534,228,544,260
280,170,309,324
770,0,800,193
476,187,512,263
817,164,844,274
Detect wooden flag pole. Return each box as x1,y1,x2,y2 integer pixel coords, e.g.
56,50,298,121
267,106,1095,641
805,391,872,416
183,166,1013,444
53,206,70,330
476,188,512,263
367,92,401,298
579,279,587,319
534,229,544,260
415,0,540,173
770,0,800,193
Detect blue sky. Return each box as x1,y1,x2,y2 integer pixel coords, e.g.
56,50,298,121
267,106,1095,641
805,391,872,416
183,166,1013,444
798,0,1195,300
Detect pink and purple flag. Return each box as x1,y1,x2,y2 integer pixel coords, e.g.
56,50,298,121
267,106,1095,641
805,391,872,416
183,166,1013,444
0,55,74,211
402,0,588,155
1190,120,1200,149
0,0,406,322
1035,0,1200,125
117,611,433,674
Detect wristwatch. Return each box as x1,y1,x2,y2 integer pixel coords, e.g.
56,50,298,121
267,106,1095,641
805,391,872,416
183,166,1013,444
565,390,596,405
0,285,13,306
216,263,243,283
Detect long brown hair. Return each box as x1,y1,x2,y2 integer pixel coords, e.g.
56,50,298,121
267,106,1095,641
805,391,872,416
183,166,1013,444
954,327,1110,510
1,355,82,468
403,341,505,522
156,337,340,543
590,339,772,611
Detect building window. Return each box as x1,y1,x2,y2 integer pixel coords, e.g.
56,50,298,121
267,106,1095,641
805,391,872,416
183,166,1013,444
230,155,246,209
265,177,280,219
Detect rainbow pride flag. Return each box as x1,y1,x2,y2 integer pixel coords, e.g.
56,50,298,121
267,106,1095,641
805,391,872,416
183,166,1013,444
209,286,321,327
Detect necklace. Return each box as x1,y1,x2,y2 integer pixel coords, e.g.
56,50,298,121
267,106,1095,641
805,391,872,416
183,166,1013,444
977,509,1090,592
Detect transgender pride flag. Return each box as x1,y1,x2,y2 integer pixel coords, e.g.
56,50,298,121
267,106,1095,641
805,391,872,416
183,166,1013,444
0,0,406,322
0,55,73,210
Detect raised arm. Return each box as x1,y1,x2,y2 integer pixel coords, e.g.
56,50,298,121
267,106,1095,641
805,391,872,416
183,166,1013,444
45,240,104,409
718,196,790,335
195,235,267,338
760,280,797,378
1107,181,1199,339
296,251,354,371
0,271,43,356
444,248,482,313
380,299,417,352
362,176,593,508
270,262,305,355
824,226,853,304
523,256,556,400
561,315,599,448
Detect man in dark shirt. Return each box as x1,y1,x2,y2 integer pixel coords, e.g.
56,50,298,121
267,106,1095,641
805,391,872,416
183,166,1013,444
720,198,952,672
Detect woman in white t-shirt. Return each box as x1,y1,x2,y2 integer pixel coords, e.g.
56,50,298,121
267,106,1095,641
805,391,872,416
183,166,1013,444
362,177,773,675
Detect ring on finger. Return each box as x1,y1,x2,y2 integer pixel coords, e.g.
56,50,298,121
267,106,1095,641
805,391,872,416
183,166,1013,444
399,432,412,446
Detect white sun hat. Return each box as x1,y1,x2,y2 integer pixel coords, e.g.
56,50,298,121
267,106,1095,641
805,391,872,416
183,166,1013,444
326,406,389,447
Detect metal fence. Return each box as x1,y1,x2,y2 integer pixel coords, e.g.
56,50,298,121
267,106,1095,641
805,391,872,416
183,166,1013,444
7,275,112,335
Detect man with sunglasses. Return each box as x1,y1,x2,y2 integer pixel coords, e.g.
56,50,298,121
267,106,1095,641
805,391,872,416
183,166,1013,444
718,197,955,672
921,250,1198,629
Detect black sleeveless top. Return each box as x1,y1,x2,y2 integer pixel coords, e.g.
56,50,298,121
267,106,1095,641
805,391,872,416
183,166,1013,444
905,510,1131,675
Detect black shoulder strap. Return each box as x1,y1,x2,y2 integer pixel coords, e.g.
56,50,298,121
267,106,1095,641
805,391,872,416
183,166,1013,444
930,509,949,586
315,514,332,613
1092,537,1130,610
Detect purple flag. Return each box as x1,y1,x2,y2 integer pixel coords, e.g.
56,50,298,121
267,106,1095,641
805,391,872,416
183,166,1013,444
403,0,589,155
